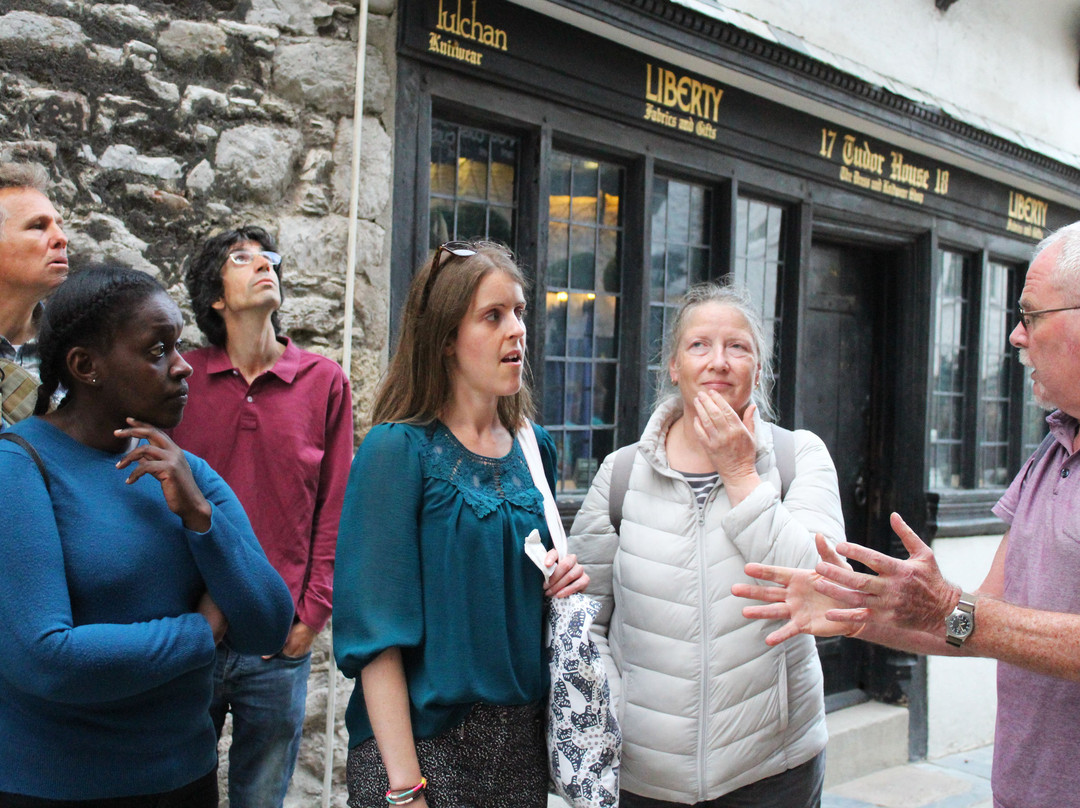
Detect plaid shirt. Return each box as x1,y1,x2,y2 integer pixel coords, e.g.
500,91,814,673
1,304,45,428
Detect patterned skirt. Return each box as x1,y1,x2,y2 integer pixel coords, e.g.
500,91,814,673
346,702,548,808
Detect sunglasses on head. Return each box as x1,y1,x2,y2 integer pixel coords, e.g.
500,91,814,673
420,241,477,311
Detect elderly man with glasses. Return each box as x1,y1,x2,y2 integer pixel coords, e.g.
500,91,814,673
170,225,354,808
736,221,1080,808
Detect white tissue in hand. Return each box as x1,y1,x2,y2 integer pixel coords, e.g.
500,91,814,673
524,529,554,579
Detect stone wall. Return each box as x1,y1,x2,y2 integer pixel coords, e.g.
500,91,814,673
0,0,397,804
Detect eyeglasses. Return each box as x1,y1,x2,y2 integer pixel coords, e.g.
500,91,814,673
228,250,282,267
1017,304,1080,330
420,241,476,312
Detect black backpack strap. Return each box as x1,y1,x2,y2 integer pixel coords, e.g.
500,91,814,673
0,432,51,493
771,423,795,501
608,442,639,535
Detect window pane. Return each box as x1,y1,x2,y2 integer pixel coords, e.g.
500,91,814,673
545,291,567,356
544,361,564,423
457,128,489,199
548,223,569,288
490,137,516,205
593,362,618,424
648,177,714,390
570,225,595,290
977,262,1014,488
545,151,624,492
430,124,457,197
733,197,786,400
928,250,970,489
428,120,518,247
566,362,591,425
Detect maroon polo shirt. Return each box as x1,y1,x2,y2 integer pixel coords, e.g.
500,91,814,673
171,337,354,633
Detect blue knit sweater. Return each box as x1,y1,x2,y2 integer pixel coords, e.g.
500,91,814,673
0,418,294,799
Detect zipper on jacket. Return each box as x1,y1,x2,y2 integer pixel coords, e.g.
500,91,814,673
695,484,720,798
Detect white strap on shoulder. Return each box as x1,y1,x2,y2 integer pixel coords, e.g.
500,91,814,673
517,419,567,559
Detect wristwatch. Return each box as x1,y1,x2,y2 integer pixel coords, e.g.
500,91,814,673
945,591,977,647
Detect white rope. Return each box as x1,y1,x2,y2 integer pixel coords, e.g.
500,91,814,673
325,1,370,805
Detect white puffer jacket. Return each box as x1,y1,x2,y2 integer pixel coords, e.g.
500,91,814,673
568,398,845,803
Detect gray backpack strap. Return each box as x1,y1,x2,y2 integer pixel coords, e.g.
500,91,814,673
771,423,795,501
608,442,639,534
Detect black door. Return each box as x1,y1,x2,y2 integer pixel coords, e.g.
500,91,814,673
800,240,894,708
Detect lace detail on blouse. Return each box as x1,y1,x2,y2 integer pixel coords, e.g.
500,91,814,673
420,423,545,519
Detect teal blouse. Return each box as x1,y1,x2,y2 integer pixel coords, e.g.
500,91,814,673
333,421,556,744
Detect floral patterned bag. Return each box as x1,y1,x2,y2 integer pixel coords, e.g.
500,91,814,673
519,422,621,808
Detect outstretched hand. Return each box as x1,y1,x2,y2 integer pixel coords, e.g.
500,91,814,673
812,512,960,634
115,418,212,532
733,533,863,645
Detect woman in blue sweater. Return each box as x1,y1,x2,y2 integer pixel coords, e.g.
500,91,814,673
0,266,294,806
333,241,588,808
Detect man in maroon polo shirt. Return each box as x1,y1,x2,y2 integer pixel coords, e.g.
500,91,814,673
171,225,353,807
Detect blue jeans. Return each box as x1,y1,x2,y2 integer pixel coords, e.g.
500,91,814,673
621,751,826,808
209,645,311,808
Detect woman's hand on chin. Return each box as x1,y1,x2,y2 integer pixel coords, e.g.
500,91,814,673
114,417,213,532
691,391,760,503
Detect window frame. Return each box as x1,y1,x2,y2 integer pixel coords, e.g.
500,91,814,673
927,247,1043,536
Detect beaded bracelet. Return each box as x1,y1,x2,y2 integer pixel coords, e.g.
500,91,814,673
386,777,427,805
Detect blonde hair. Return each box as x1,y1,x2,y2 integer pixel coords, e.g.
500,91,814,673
370,240,535,432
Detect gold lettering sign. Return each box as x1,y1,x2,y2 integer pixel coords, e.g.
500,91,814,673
642,63,722,142
1008,191,1048,228
819,128,949,206
1005,190,1048,239
428,0,508,66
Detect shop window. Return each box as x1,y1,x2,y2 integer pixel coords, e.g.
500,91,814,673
928,251,970,489
977,262,1013,487
647,177,713,405
930,253,1036,490
429,120,518,246
544,152,623,493
734,197,786,399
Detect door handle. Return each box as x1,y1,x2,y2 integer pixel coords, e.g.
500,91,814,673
853,473,868,507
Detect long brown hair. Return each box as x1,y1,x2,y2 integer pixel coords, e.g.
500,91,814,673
370,240,535,433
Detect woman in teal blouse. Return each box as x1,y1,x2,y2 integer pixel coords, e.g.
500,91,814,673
333,241,588,808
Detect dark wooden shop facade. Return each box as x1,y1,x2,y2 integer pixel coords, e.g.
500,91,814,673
388,0,1080,754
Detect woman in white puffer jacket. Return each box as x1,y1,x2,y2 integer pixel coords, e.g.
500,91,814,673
569,281,844,808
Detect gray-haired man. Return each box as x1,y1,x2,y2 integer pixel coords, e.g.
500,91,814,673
0,162,68,427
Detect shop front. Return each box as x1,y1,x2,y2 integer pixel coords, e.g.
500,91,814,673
389,0,1080,752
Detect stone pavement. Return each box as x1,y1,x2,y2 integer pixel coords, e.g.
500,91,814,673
823,745,993,808
546,745,994,808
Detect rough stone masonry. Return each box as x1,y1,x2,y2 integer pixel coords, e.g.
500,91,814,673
0,0,399,803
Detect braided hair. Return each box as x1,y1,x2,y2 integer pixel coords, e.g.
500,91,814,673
34,266,165,414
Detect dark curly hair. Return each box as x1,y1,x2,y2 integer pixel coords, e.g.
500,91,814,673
185,226,283,348
34,265,166,414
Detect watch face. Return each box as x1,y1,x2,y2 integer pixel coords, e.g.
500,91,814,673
947,612,973,637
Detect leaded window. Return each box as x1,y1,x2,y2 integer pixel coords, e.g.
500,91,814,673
543,153,623,493
429,120,518,246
